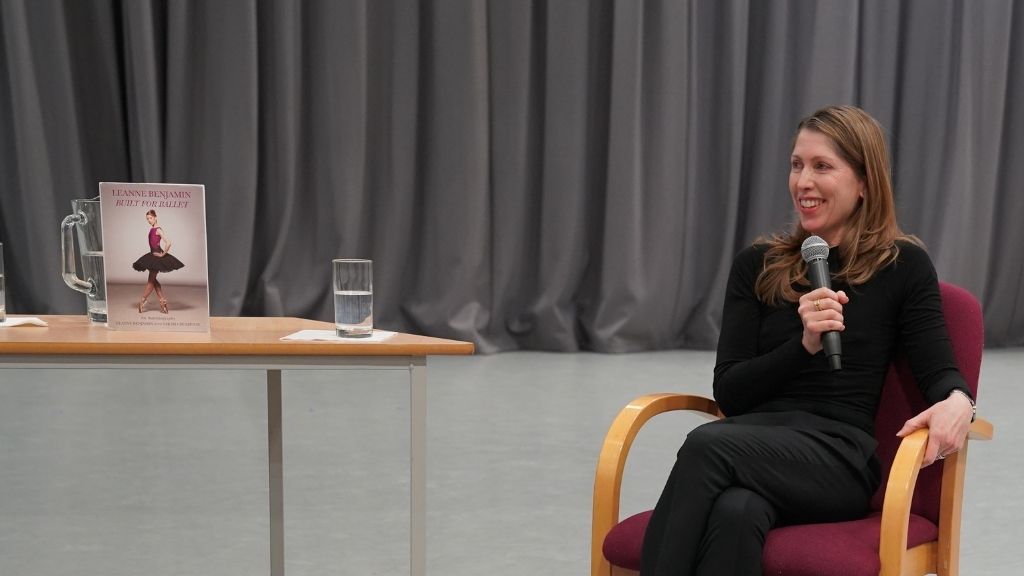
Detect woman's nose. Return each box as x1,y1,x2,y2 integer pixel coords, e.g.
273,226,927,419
796,168,814,189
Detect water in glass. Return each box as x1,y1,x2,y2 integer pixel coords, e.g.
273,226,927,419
81,251,107,323
335,290,373,337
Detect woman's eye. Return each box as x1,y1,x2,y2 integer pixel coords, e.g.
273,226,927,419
791,160,801,170
815,162,831,171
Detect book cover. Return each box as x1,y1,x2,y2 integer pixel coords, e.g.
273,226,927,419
98,182,210,332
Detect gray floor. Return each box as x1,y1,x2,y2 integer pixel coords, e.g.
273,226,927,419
0,349,1019,575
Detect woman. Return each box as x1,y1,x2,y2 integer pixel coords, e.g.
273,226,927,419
640,105,975,575
132,209,185,313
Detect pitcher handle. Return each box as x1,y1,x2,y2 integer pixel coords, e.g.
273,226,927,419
61,211,96,297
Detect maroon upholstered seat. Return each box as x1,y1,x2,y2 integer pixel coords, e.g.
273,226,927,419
593,282,993,576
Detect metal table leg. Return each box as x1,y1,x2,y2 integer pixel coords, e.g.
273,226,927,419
268,369,284,576
410,358,427,576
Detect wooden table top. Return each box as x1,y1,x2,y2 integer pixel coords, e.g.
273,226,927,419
0,315,475,357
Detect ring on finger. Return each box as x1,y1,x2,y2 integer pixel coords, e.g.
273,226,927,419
813,299,822,312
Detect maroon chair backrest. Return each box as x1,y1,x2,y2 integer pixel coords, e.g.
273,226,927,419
868,282,984,523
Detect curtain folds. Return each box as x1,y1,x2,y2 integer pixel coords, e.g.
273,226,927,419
1,0,1021,352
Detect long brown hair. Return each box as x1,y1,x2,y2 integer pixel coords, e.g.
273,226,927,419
754,105,920,305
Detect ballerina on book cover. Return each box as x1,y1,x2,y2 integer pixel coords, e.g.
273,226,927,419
132,209,185,314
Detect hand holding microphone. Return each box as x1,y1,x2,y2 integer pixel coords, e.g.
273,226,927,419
800,236,844,371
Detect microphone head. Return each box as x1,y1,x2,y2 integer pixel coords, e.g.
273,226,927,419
801,235,829,262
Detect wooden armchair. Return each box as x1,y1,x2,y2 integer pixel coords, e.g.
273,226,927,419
592,282,994,576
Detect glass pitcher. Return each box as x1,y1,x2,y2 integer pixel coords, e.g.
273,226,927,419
61,197,107,323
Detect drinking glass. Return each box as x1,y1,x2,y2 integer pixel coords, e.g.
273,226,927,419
0,242,6,323
333,259,373,337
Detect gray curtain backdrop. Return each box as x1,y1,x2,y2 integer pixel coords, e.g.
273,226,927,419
1,0,1022,352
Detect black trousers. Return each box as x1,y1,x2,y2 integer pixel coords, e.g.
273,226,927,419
640,412,878,576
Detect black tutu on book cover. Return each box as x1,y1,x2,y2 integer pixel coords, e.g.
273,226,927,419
133,252,185,273
133,226,185,273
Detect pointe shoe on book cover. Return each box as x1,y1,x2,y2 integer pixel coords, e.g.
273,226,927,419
159,299,169,314
138,298,146,313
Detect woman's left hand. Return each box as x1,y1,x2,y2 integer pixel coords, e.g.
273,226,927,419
896,392,973,467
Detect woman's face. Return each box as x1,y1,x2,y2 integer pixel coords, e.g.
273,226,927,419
146,213,157,226
789,129,865,246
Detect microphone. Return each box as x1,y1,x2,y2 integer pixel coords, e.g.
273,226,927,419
801,235,842,371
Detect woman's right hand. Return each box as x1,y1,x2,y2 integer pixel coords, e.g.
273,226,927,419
798,287,849,354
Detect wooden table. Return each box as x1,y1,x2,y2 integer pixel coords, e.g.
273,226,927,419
0,315,474,576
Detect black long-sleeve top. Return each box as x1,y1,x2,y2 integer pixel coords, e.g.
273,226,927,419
713,241,971,437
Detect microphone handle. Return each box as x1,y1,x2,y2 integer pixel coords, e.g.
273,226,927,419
822,331,843,371
807,258,831,291
807,257,843,371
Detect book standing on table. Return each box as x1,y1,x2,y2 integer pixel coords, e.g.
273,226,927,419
99,182,211,333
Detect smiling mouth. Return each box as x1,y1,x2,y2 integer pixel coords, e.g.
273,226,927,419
799,198,823,208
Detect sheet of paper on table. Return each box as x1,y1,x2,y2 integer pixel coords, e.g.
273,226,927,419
0,316,49,327
280,329,397,343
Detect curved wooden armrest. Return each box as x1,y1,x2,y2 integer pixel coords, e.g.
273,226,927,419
879,428,929,576
591,393,721,576
968,417,993,441
878,415,994,576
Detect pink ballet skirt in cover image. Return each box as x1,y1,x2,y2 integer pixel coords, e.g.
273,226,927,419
132,227,185,273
